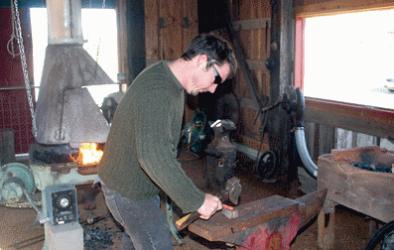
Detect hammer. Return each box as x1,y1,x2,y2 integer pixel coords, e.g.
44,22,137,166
175,177,241,230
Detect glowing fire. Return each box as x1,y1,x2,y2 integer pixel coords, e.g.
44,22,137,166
74,143,103,166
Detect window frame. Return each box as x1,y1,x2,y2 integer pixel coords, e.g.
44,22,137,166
294,0,394,139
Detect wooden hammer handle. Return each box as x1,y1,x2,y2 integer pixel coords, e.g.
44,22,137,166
175,204,235,230
175,211,200,230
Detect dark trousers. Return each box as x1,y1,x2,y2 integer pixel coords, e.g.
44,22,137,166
101,183,173,250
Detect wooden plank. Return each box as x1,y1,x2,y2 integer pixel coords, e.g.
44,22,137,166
238,0,251,20
318,124,335,156
305,122,319,160
145,0,159,63
305,97,394,138
294,0,394,17
159,0,182,59
317,208,336,249
246,59,267,70
181,0,198,122
181,0,198,52
240,106,261,135
233,18,270,31
238,134,269,151
239,97,259,111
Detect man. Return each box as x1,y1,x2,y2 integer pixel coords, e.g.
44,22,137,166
98,34,237,250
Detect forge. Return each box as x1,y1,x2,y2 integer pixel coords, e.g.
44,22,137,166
0,1,118,249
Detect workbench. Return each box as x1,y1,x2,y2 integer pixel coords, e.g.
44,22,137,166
317,146,394,249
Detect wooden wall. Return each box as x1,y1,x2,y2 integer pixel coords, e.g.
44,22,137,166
144,0,198,121
145,0,198,64
230,0,272,151
142,0,394,173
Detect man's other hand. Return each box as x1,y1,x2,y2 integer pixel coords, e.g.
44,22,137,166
197,193,222,220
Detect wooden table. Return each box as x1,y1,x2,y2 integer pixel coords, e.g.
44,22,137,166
317,146,394,249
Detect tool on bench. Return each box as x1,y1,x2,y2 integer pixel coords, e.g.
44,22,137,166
175,177,241,230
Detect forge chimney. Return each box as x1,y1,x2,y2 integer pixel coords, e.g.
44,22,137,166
35,0,112,145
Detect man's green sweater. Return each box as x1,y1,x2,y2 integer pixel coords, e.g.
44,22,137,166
98,61,205,213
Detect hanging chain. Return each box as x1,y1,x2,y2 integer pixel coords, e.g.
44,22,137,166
12,0,38,138
6,0,19,57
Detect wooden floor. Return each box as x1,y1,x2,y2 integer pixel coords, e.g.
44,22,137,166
0,152,373,250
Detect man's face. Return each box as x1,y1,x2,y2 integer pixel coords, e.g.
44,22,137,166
188,56,231,96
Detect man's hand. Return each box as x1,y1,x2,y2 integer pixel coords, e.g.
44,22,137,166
197,193,222,220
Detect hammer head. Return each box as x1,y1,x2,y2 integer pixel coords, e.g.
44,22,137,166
221,204,239,219
224,177,242,205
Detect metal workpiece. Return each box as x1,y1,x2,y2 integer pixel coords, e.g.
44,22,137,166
175,176,242,231
188,189,327,248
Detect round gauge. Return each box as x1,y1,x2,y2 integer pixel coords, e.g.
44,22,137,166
58,197,70,208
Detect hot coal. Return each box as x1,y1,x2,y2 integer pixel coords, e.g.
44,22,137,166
352,162,392,173
29,143,78,164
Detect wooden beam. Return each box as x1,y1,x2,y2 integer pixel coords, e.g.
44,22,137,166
233,18,270,31
294,0,394,17
116,0,128,85
268,0,295,179
127,0,146,80
305,97,394,139
145,0,160,64
246,59,267,70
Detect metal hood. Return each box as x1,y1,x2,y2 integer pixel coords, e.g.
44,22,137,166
35,0,112,145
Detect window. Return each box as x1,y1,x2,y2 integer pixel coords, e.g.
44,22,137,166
30,8,119,105
301,9,394,110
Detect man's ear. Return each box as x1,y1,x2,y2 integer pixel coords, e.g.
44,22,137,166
195,54,209,70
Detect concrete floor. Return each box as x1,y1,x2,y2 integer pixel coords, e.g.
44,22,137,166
0,152,373,250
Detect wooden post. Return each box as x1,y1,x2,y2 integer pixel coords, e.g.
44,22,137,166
116,0,129,87
268,0,296,181
317,200,336,249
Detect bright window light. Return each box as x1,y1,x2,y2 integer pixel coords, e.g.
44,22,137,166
30,8,119,105
303,9,394,110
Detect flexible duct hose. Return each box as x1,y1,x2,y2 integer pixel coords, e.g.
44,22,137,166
295,127,318,177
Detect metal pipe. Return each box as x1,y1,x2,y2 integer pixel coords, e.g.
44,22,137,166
234,142,260,162
47,0,83,44
295,127,318,177
0,85,39,91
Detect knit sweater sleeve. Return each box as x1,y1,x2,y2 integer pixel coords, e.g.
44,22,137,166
133,84,205,213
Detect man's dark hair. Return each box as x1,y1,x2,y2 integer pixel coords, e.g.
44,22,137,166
181,34,237,78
